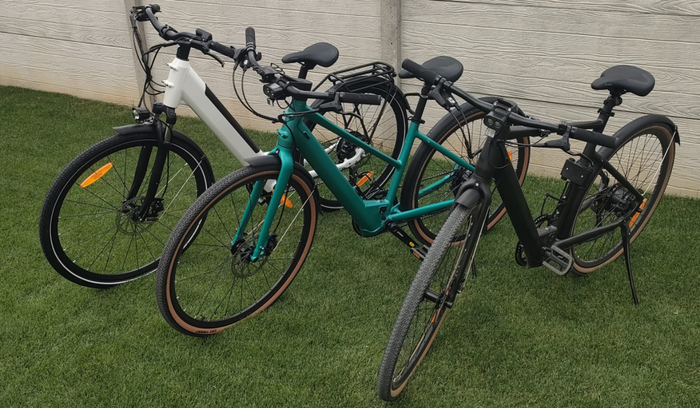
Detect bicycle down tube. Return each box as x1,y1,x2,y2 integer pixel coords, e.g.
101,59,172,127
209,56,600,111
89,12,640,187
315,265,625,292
161,56,264,163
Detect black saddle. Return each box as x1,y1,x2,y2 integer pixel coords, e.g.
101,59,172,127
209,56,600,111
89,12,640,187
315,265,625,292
399,56,463,83
282,42,339,69
591,65,655,97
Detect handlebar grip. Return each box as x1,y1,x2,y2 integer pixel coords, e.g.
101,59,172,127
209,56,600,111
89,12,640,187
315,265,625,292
571,127,618,149
210,41,236,59
245,27,256,50
401,58,441,85
337,92,382,105
149,3,160,12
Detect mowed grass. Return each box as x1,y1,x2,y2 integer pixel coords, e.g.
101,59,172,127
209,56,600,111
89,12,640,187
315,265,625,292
1,86,699,407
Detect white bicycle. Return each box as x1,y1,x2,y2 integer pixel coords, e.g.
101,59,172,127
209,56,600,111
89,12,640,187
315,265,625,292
38,4,408,288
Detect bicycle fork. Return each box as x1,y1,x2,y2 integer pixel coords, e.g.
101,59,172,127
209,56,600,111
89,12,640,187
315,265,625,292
232,147,295,262
123,111,175,221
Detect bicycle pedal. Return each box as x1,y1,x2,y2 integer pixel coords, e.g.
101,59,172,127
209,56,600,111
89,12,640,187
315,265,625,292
542,245,573,276
410,245,429,260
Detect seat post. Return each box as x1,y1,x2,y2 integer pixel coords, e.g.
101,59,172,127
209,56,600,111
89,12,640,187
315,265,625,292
298,63,315,80
595,91,623,132
298,65,308,79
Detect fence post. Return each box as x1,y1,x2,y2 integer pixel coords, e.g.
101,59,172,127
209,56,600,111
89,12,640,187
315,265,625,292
380,0,401,86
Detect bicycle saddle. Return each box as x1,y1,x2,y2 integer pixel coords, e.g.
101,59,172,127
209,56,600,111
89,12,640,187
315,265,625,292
591,65,655,97
282,42,339,68
398,56,463,82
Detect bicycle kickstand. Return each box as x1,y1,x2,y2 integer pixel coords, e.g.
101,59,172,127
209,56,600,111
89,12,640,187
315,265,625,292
620,223,639,307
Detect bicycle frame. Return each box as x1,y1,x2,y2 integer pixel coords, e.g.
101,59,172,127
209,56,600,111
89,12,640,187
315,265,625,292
236,98,476,261
161,57,264,163
462,125,643,269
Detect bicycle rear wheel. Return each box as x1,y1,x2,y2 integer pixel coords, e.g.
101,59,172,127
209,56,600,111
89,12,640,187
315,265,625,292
156,162,318,336
308,79,407,211
568,120,675,273
39,132,213,288
377,201,482,400
402,104,530,244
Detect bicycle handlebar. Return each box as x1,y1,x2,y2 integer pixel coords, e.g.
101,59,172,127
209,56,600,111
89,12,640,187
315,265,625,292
245,27,256,52
135,8,381,107
135,4,238,59
401,58,620,149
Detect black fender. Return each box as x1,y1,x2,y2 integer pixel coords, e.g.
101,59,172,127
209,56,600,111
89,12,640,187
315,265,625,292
597,114,679,159
452,176,492,236
400,96,517,211
112,123,215,186
320,74,410,114
453,175,492,210
425,96,525,142
245,154,321,212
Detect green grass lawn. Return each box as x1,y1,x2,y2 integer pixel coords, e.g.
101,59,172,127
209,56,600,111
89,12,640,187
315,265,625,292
1,86,699,407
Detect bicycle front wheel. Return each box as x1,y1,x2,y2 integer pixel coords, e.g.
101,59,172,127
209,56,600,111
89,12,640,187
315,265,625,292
377,201,482,401
39,132,213,288
156,163,318,336
402,104,530,245
568,120,676,273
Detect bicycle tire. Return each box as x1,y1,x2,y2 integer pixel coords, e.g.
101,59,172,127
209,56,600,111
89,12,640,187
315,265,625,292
568,120,675,273
377,201,482,401
39,132,213,288
308,78,407,211
402,104,530,244
156,162,318,336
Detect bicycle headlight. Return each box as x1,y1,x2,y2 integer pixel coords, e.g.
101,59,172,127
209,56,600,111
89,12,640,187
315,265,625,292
132,107,151,123
484,114,503,130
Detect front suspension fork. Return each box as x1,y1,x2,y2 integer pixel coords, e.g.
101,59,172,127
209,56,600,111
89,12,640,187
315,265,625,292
130,107,175,220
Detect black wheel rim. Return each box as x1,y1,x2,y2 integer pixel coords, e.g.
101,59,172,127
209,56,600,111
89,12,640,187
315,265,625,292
571,127,672,268
411,111,526,241
307,84,405,208
392,210,475,389
49,140,207,283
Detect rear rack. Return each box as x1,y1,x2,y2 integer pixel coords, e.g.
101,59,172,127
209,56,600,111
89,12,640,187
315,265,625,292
312,61,396,92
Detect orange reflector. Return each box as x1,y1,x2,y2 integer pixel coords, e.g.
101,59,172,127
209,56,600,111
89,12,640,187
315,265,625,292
356,171,375,187
80,163,113,188
629,198,647,227
280,194,293,208
431,313,436,323
508,150,513,162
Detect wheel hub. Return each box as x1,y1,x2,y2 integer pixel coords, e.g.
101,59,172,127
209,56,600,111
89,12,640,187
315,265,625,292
115,197,161,235
229,234,278,278
592,184,636,217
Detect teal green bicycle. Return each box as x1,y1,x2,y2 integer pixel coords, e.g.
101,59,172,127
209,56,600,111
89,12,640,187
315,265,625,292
155,28,530,336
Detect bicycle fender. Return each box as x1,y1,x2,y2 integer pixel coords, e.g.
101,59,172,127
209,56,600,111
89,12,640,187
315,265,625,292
449,97,525,120
325,75,410,113
113,123,159,136
598,114,679,158
112,123,214,183
453,176,491,210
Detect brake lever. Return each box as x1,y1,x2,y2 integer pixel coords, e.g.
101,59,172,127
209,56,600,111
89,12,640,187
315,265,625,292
543,125,572,151
427,82,457,109
204,49,224,67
